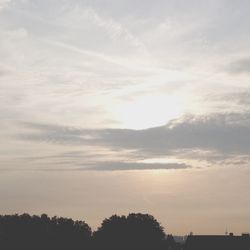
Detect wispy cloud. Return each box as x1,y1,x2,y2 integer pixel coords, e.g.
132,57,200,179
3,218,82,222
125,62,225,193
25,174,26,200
2,0,250,171
0,0,11,11
225,58,250,75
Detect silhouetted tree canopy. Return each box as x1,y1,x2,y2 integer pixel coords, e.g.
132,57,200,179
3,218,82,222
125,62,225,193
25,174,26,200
93,213,167,250
1,212,249,250
0,212,179,250
0,213,91,250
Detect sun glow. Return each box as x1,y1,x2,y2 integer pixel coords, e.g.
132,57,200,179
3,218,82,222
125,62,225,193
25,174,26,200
112,94,185,129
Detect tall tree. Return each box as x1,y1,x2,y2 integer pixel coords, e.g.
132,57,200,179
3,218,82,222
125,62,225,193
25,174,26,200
93,213,166,250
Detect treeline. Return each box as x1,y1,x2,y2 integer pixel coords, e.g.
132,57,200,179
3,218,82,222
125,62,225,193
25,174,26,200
0,213,180,250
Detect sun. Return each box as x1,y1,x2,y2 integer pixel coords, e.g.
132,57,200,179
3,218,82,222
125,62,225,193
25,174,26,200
112,94,185,129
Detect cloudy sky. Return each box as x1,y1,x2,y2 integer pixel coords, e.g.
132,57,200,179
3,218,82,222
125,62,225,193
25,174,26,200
1,0,250,234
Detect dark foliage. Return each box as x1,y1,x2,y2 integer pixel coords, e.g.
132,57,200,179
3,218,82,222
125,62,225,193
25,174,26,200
0,212,179,250
93,213,167,250
0,213,91,250
2,212,249,250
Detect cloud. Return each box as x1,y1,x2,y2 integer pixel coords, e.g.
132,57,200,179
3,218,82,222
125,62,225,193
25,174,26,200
82,162,190,171
207,90,250,112
19,112,250,161
80,7,148,54
0,0,11,11
224,92,250,106
225,58,250,75
2,0,250,171
0,68,8,77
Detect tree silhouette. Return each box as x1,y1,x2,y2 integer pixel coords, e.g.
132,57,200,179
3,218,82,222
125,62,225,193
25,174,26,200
1,212,250,250
0,214,91,250
93,213,167,250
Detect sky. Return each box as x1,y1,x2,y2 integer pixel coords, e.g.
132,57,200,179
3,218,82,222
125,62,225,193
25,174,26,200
1,0,250,235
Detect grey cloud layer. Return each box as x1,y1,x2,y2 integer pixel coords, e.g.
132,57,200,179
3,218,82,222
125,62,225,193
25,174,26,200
19,113,250,159
226,58,250,75
82,162,190,171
